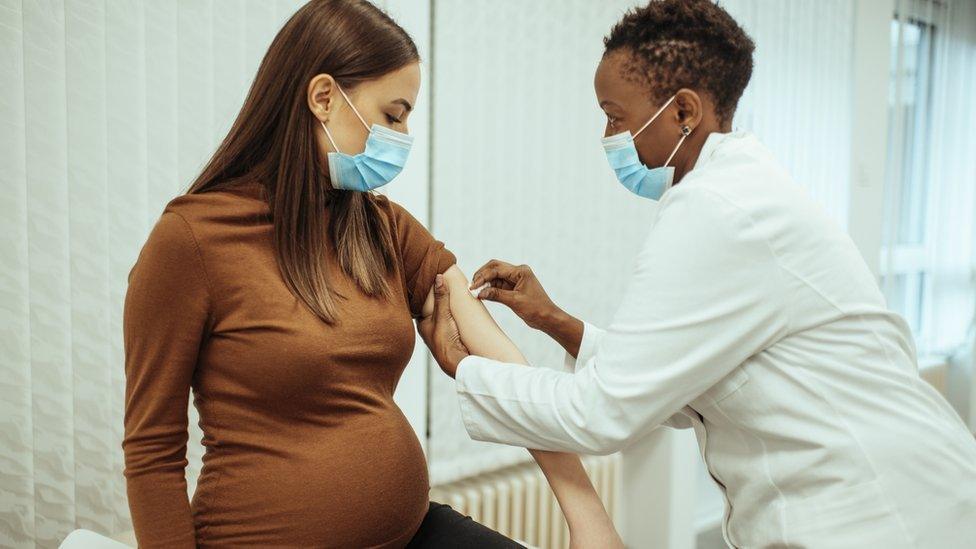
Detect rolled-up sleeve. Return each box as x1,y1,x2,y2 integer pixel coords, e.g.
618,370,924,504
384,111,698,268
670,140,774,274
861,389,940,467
561,321,605,373
455,187,790,454
382,197,457,317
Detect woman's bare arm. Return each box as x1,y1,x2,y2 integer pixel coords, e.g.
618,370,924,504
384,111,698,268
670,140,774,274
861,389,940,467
419,265,622,548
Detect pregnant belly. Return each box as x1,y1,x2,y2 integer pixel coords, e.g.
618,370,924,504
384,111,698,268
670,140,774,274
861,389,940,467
191,413,430,548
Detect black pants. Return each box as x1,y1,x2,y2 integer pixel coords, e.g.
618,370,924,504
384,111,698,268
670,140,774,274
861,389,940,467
405,502,526,548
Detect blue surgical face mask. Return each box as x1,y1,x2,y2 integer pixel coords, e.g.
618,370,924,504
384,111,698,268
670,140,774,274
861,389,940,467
320,84,414,192
601,95,692,201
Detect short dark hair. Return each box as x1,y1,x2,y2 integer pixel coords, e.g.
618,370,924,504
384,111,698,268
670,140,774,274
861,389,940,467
604,0,755,124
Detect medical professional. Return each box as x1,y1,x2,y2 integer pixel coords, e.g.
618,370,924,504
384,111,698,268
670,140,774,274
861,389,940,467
420,1,976,547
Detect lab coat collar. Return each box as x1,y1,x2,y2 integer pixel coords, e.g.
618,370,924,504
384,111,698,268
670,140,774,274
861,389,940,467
691,129,752,172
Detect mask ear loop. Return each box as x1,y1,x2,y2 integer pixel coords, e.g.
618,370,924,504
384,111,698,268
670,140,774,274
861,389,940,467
320,120,341,153
633,95,677,139
664,124,692,167
320,81,373,154
334,82,372,132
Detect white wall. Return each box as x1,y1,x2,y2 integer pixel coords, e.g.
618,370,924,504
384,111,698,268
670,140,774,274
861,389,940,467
849,0,897,277
725,0,856,227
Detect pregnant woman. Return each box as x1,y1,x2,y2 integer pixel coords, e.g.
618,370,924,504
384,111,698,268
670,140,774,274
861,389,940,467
121,1,620,547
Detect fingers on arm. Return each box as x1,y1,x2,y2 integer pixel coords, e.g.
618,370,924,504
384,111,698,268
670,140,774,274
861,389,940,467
442,265,519,314
471,259,519,289
441,265,528,363
442,264,479,306
416,315,433,341
431,274,453,325
477,285,517,306
419,265,473,320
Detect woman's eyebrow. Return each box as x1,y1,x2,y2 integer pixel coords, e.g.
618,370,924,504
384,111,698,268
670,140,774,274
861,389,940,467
392,98,413,112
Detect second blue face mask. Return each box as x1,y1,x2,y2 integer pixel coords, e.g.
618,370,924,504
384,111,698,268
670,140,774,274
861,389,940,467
601,95,691,201
321,84,414,192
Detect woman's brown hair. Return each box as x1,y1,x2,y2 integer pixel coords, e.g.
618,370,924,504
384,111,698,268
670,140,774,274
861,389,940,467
186,0,419,323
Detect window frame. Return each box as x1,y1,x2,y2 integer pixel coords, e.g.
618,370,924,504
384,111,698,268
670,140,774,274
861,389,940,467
881,0,948,348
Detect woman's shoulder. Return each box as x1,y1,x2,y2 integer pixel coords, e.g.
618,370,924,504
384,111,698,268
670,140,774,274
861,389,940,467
162,182,270,234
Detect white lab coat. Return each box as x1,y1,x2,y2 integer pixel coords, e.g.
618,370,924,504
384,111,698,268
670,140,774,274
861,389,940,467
455,131,976,548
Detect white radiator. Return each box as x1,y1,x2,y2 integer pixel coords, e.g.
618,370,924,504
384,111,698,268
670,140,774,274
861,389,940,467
429,454,621,549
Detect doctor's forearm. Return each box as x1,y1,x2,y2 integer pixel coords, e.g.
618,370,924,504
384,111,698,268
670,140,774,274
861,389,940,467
538,308,585,358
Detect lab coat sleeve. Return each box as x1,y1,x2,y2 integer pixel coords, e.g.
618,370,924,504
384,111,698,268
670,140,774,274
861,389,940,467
561,321,604,372
560,322,689,429
455,187,791,454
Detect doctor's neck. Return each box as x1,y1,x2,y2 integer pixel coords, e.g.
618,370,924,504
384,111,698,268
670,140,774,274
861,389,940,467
669,117,731,186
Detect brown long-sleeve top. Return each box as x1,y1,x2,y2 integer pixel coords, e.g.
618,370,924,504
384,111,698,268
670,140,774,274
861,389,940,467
122,181,456,548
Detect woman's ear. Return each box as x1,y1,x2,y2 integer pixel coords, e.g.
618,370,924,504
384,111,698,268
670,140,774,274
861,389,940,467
673,88,704,132
307,73,337,123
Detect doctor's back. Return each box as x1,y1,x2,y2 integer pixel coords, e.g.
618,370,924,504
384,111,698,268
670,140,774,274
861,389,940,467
674,131,976,548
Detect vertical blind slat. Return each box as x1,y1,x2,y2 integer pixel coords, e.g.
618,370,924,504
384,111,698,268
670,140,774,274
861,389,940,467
105,1,149,534
0,0,36,546
24,0,76,544
66,0,117,536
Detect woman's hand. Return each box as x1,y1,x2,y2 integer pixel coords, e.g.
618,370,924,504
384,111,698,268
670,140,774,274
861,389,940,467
417,274,470,378
470,260,561,330
471,260,586,358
